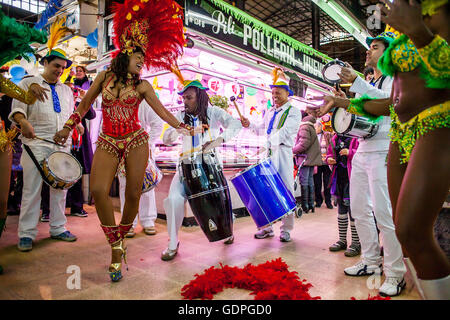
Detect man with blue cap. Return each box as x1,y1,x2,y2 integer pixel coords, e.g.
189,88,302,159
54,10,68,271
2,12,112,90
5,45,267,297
249,68,302,243
9,45,78,252
333,30,408,297
160,72,248,261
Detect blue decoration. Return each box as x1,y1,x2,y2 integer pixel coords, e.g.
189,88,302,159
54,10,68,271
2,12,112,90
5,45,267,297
34,0,63,30
9,65,26,84
86,29,98,48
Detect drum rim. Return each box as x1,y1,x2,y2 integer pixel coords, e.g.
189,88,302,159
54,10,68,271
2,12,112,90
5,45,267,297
230,157,271,180
322,59,346,84
331,107,355,135
179,148,215,161
186,186,229,200
44,151,82,184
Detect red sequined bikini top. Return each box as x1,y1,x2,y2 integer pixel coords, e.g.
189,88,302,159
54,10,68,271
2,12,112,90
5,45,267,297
101,76,143,137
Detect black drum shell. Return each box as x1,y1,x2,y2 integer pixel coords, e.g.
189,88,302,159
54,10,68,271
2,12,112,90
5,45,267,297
180,154,233,242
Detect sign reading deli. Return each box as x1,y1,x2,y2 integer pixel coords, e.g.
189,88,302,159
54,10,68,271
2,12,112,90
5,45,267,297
184,0,331,84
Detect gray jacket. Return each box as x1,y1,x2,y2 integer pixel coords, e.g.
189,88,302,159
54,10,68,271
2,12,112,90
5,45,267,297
292,115,322,167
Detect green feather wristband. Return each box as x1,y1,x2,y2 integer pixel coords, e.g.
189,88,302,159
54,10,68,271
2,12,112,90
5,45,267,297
347,95,383,123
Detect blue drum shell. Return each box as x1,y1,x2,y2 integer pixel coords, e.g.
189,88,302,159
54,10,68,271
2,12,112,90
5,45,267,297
231,158,296,229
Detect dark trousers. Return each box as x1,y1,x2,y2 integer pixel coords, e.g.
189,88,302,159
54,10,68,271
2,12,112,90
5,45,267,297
313,165,331,206
66,178,84,213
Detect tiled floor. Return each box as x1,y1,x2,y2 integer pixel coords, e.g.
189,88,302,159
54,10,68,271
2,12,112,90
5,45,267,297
0,201,421,300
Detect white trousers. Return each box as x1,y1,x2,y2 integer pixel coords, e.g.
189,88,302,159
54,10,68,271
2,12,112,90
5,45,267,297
18,145,68,240
263,148,295,233
118,175,157,228
350,151,406,278
163,171,188,250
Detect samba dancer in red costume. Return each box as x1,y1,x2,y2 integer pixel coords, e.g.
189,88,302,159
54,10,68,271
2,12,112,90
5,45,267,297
54,0,191,282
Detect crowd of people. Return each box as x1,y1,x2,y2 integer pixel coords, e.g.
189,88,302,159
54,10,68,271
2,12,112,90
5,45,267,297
0,0,448,300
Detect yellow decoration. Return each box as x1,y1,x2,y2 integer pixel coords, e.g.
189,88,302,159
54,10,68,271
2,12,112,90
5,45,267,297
133,5,140,11
152,77,162,90
47,17,72,54
60,67,72,84
126,13,132,20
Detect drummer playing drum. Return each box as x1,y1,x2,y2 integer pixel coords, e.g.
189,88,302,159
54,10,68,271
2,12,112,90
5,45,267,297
310,32,409,297
245,68,302,242
9,49,79,251
160,78,248,261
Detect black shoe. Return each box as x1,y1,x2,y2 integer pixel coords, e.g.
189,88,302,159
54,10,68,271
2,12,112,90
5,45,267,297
326,202,333,209
315,202,322,208
70,209,88,217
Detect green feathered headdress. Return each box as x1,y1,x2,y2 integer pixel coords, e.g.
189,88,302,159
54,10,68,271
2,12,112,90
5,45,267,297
0,7,48,67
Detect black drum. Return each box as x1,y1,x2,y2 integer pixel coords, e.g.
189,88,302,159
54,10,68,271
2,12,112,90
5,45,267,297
180,151,233,242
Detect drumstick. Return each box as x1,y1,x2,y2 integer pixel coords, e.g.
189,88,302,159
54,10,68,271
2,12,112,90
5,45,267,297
15,128,65,147
229,96,244,120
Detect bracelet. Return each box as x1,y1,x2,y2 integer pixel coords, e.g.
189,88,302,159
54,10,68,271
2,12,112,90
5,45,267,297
346,95,381,122
177,122,192,131
64,111,82,131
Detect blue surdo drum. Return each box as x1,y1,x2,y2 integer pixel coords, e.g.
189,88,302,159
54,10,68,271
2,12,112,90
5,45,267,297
231,158,296,229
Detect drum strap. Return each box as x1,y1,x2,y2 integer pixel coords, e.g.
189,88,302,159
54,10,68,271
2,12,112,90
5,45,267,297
22,144,52,184
276,106,292,130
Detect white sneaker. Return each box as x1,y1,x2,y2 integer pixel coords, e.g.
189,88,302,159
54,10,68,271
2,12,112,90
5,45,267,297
254,227,274,239
279,231,291,242
379,277,406,297
344,261,383,277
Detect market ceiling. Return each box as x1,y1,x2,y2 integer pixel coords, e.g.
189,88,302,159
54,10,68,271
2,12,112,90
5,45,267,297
221,0,379,46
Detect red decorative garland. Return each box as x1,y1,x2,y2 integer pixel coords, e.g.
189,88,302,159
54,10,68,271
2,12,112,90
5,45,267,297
181,258,321,300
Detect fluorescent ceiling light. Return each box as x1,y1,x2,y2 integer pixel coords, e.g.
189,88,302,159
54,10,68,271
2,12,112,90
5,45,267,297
310,0,370,49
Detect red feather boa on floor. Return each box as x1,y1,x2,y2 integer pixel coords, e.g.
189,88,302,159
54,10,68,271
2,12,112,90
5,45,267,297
181,258,391,300
181,258,321,300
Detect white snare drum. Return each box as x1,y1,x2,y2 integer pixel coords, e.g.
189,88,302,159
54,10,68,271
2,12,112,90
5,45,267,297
322,59,346,85
42,151,82,189
332,107,379,139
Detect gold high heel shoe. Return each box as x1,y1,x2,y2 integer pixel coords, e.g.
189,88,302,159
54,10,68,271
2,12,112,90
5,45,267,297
109,239,128,282
101,224,127,282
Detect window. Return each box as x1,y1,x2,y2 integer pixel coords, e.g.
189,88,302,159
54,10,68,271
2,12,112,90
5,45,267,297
1,0,48,14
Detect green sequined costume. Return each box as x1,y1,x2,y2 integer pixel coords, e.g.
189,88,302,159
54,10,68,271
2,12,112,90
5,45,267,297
379,34,450,163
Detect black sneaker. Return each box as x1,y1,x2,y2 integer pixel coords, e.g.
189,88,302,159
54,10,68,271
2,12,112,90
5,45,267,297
40,213,49,222
70,209,88,217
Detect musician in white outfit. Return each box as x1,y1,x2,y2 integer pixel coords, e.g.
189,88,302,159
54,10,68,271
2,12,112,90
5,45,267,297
9,50,78,251
247,71,302,242
118,100,163,237
335,33,406,297
160,80,246,261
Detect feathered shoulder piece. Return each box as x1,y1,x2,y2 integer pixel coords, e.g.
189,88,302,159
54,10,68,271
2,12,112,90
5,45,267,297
0,7,48,67
111,0,185,71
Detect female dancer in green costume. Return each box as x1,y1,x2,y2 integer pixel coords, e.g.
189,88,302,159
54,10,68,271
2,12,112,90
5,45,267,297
312,0,449,299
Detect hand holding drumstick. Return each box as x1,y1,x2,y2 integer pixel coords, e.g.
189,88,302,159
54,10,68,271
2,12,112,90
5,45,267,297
230,96,250,128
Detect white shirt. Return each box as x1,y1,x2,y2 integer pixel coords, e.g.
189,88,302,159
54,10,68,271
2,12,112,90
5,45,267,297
163,105,242,164
249,101,302,152
138,100,164,151
9,74,74,148
350,75,393,153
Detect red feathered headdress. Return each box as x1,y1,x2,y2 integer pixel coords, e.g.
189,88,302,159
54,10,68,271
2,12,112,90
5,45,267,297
111,0,185,70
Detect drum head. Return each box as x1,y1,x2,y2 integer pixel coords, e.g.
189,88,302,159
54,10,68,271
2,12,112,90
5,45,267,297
332,108,353,134
47,152,82,182
322,59,345,84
